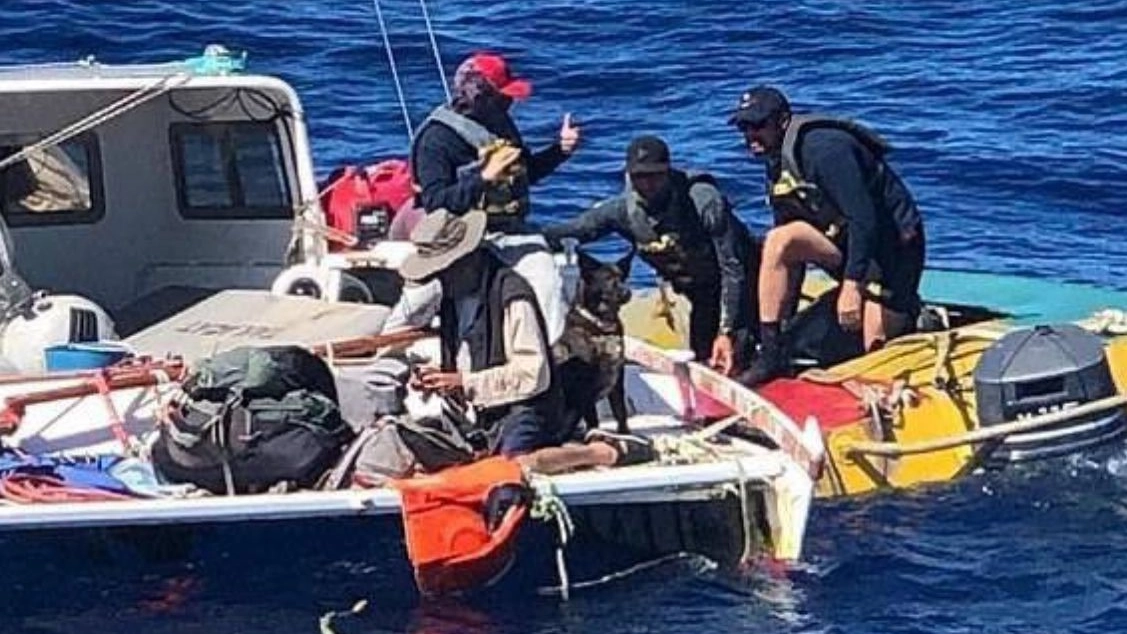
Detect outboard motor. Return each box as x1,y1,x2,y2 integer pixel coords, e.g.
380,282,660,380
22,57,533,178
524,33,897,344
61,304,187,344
0,294,118,373
973,323,1127,464
0,214,117,373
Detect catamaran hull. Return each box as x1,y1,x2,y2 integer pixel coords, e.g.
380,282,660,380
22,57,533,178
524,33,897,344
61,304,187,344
0,494,760,602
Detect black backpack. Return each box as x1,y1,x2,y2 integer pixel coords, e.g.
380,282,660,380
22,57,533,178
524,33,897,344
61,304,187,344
151,346,355,494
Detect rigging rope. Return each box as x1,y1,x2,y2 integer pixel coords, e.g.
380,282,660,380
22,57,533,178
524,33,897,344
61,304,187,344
0,72,190,173
418,0,450,103
371,0,415,141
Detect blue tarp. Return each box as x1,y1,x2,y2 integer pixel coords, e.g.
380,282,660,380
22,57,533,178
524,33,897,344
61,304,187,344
0,451,135,497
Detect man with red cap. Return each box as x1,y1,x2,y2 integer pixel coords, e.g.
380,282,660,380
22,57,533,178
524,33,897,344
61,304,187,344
408,52,581,345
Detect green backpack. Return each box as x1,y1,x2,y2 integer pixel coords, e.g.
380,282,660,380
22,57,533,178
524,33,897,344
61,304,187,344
152,345,355,494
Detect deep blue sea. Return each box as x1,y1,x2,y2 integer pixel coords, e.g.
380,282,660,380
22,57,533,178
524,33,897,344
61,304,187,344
4,0,1127,632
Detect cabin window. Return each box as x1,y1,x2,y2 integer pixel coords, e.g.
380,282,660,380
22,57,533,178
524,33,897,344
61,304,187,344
0,132,105,226
170,121,293,220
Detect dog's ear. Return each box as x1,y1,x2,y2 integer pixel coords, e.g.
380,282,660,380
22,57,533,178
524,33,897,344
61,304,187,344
614,250,634,277
577,249,602,276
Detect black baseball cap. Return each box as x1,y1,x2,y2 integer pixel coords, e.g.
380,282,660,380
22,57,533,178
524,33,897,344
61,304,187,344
625,135,671,174
728,85,790,126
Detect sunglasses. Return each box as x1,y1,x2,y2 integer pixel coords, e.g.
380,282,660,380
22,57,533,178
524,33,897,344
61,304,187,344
737,117,773,132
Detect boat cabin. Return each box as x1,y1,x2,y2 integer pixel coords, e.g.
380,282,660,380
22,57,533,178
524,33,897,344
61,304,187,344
0,48,325,335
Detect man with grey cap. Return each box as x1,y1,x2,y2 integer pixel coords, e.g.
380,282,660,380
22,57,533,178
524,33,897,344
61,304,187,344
544,135,760,376
402,209,655,473
729,85,926,387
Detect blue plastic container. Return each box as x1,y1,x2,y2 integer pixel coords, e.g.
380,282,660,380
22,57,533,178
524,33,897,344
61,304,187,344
43,342,133,372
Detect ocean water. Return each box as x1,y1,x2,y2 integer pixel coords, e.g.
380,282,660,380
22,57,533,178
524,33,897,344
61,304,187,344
3,0,1127,632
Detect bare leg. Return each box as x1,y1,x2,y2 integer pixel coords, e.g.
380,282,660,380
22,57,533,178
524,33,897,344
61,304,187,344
515,442,617,475
742,222,844,387
758,222,843,321
862,301,911,351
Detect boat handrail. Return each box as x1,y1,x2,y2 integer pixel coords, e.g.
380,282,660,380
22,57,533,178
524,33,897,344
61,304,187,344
623,336,826,479
845,392,1127,458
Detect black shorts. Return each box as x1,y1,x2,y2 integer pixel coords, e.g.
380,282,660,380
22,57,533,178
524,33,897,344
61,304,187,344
829,231,925,315
493,408,559,457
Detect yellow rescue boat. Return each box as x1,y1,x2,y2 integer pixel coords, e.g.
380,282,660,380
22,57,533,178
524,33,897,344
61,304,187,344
621,268,1127,498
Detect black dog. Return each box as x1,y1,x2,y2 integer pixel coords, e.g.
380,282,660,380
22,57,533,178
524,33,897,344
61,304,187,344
553,249,634,436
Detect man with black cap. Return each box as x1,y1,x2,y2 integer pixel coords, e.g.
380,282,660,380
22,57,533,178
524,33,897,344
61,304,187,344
728,85,926,386
402,208,656,474
408,52,581,347
543,135,760,376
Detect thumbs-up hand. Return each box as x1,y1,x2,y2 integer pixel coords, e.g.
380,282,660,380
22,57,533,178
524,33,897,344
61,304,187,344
560,113,581,155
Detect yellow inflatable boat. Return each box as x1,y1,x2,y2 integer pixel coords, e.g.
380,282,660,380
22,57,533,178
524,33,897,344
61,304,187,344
621,268,1127,499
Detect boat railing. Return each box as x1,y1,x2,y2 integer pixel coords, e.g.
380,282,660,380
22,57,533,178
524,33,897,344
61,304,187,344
844,392,1127,459
623,336,826,480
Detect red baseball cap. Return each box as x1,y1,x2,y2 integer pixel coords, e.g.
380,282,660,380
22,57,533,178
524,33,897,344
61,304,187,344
465,53,532,100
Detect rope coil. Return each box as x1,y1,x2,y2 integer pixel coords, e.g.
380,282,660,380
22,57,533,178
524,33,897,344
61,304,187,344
1080,309,1127,336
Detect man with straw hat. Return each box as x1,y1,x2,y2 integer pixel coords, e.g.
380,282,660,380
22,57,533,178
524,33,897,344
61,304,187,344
402,209,655,473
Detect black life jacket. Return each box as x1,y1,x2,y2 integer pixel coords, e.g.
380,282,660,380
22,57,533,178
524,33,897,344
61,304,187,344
767,114,892,240
623,169,723,294
412,105,531,223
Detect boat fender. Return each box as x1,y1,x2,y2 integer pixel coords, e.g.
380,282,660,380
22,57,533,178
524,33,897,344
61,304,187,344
270,264,374,304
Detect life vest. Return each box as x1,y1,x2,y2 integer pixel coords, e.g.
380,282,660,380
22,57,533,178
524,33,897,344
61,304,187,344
624,169,722,294
767,114,892,239
391,456,531,595
414,105,531,222
319,159,415,251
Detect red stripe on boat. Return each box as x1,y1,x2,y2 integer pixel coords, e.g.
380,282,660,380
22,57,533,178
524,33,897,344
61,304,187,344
754,379,864,431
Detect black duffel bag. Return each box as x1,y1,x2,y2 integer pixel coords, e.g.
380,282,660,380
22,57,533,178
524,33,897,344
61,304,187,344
151,345,355,494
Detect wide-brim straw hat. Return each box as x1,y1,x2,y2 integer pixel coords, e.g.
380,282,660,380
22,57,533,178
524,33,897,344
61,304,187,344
399,209,487,282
